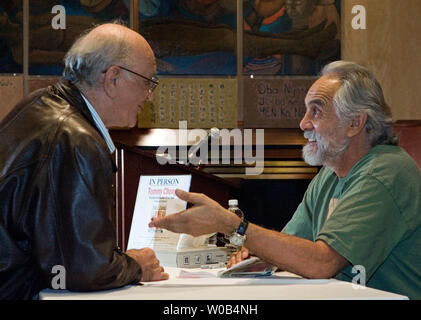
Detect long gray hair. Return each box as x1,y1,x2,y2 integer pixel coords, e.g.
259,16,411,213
62,21,131,88
321,61,398,146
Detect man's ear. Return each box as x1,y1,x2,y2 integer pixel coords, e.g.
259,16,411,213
347,113,367,137
103,66,120,98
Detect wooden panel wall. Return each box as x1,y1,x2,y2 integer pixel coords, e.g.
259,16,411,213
0,76,23,122
342,0,421,120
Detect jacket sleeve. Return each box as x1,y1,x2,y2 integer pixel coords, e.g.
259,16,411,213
32,120,142,291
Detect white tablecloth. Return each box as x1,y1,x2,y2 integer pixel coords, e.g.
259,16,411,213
39,267,408,300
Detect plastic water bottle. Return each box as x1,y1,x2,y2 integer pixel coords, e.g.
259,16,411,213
217,199,245,246
228,199,244,219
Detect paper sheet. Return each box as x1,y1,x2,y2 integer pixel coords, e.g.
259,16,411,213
141,267,308,287
127,175,192,250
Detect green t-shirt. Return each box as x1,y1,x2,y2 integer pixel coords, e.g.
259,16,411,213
282,145,421,300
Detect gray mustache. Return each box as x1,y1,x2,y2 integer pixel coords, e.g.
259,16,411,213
304,130,317,140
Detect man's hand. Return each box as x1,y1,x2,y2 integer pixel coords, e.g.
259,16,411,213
126,248,169,282
148,189,240,236
227,247,251,268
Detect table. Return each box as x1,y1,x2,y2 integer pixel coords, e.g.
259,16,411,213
39,267,408,300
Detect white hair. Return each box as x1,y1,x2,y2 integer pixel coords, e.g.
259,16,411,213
62,21,132,88
321,61,398,146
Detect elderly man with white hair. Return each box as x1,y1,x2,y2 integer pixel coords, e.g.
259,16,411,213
0,22,168,300
150,61,421,300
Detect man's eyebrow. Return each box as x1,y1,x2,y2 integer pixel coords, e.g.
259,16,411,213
307,98,325,107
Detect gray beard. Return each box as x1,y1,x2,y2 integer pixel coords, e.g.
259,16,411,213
302,130,350,167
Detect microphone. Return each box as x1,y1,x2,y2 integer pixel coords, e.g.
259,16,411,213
187,127,220,166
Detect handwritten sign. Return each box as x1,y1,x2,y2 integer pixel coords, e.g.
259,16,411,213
138,78,237,129
0,76,23,122
243,78,315,128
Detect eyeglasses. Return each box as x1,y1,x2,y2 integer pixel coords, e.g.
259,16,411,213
103,65,159,93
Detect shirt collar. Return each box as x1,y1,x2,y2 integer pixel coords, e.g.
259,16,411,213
80,93,116,154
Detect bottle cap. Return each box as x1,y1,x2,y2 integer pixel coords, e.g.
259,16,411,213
228,199,238,206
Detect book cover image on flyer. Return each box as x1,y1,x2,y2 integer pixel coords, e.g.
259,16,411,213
127,175,192,251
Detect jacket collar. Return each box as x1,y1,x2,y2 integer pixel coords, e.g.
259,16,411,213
51,80,118,173
51,80,98,131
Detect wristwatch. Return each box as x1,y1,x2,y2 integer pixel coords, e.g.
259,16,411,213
229,218,249,247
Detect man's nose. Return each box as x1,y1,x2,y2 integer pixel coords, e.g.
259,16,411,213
299,111,313,132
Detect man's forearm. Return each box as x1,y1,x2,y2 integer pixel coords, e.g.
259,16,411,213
243,223,348,279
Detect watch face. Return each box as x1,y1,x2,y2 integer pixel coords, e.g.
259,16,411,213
230,233,244,246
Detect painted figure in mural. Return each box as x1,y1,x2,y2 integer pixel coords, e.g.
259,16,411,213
244,0,290,33
243,0,340,75
244,0,339,35
286,0,317,30
308,0,340,39
284,0,318,74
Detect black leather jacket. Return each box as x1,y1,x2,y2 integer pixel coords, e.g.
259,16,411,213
0,81,141,299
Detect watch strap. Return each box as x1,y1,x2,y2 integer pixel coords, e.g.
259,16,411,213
237,218,249,236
